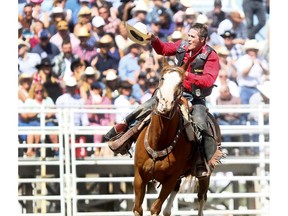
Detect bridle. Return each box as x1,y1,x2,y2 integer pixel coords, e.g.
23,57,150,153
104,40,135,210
153,73,183,120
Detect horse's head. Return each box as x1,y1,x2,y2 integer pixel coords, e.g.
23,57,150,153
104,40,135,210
154,58,186,117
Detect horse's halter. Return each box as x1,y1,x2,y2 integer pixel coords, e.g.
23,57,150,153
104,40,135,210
153,70,183,119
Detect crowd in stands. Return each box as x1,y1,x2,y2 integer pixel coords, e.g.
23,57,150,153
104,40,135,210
18,0,270,157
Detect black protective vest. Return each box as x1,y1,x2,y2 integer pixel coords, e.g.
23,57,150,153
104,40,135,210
175,41,215,98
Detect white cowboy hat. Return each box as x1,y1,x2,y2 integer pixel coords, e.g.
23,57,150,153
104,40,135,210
65,76,77,87
131,0,148,15
84,66,100,80
126,22,149,45
244,39,260,51
171,31,183,40
105,70,118,81
180,0,193,8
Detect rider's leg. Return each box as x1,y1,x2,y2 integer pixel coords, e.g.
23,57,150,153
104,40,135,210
192,103,217,178
103,97,156,141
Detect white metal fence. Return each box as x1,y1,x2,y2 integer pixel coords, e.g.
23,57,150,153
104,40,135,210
18,104,270,216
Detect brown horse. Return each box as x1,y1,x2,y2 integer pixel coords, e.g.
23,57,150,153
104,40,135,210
132,60,223,216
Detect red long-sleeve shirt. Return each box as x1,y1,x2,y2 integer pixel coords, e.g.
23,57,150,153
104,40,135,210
151,38,220,92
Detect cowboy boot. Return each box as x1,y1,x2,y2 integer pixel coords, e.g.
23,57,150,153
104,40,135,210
103,97,156,142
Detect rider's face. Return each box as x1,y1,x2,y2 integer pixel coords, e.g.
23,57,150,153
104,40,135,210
187,29,205,52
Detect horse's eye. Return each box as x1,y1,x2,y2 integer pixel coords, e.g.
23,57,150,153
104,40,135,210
160,77,164,81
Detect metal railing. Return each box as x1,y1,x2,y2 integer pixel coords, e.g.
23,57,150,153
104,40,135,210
18,104,270,215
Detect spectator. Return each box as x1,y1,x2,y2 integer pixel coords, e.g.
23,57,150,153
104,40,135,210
65,0,87,27
24,82,58,157
29,20,45,49
235,39,269,105
215,45,238,83
140,76,159,104
115,21,134,58
52,39,80,82
158,10,176,42
74,26,97,63
146,0,173,25
102,69,121,103
30,0,50,28
18,21,24,40
18,73,33,103
215,84,243,143
73,6,92,37
49,20,80,53
208,69,240,107
85,81,115,156
182,7,197,35
114,80,139,124
47,6,67,36
91,0,117,19
127,0,149,26
242,0,267,39
248,80,270,125
91,16,106,42
79,66,101,102
18,3,39,34
118,43,144,102
34,57,64,103
218,10,248,45
52,0,72,25
117,0,134,22
98,5,121,35
18,39,42,76
31,29,61,61
90,34,119,80
55,75,90,165
206,0,227,34
55,76,89,127
220,30,244,62
70,58,88,84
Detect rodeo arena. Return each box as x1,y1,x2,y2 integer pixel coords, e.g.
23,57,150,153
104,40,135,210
16,0,275,215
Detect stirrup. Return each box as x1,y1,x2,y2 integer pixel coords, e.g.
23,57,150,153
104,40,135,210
196,164,210,179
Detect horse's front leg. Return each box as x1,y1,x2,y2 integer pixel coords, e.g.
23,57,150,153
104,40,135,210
133,170,147,216
162,178,182,216
150,176,178,216
197,177,210,216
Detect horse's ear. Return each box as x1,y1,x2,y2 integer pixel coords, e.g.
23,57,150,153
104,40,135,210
162,56,169,67
181,60,189,72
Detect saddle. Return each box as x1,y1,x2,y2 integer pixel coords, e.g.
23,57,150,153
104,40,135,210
107,100,222,163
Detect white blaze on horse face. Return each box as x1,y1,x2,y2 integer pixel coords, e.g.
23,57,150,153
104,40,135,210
156,71,181,113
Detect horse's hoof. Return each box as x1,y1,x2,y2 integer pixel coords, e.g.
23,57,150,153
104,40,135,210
133,211,141,216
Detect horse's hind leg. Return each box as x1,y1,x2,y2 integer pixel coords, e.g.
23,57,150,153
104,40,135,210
162,178,181,216
133,172,146,216
197,177,210,216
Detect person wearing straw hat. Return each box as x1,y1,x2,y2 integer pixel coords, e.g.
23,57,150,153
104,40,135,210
50,20,80,53
106,22,220,178
18,73,33,103
90,34,119,80
74,26,97,63
73,6,92,36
